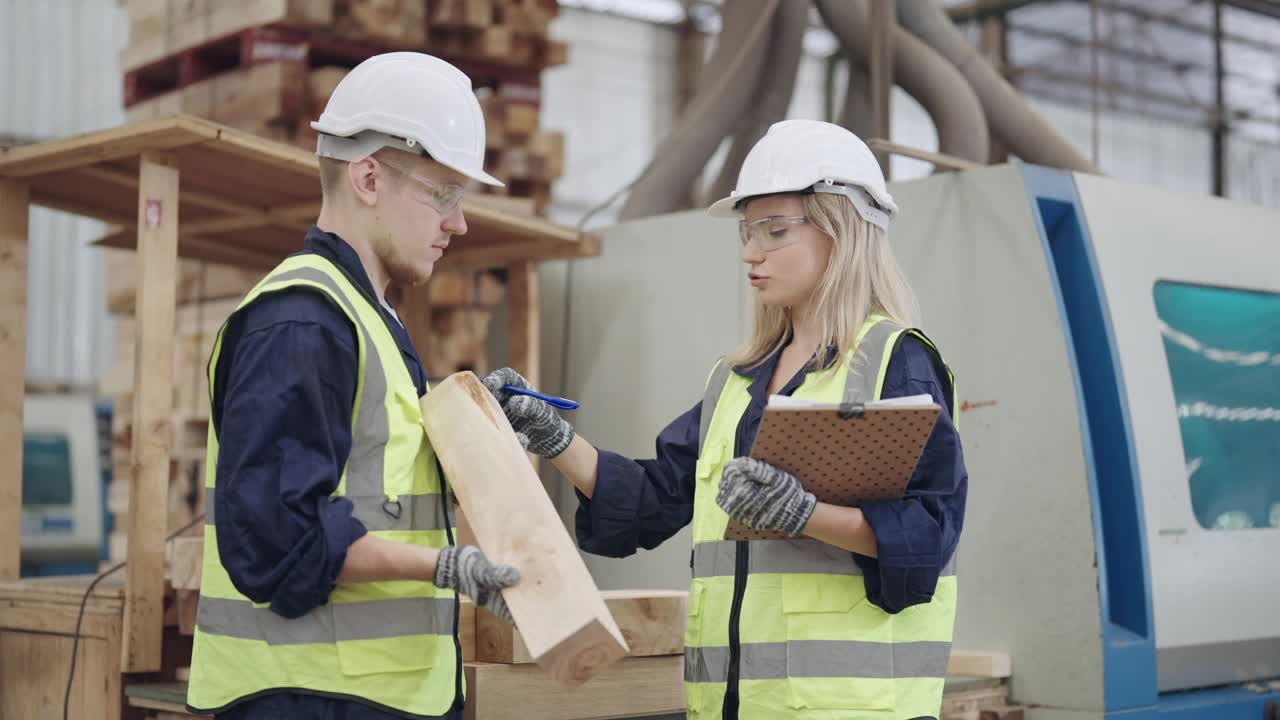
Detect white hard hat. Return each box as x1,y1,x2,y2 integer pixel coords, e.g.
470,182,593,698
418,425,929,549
311,52,503,187
708,119,896,230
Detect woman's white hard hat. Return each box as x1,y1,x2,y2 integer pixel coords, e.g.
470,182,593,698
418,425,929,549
707,119,897,230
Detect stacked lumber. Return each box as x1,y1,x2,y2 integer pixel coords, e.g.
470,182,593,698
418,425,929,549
98,249,252,562
121,0,567,215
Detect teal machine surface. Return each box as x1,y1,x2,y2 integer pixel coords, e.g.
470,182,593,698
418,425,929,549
878,164,1279,719
559,162,1280,720
20,393,110,576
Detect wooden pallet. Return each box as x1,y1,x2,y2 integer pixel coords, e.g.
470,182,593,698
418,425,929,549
123,1,562,108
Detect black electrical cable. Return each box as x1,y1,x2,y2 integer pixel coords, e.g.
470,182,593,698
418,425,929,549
63,512,207,720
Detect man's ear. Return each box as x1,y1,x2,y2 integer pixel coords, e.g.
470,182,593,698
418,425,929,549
347,156,381,207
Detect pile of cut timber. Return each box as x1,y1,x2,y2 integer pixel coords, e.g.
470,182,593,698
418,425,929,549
121,0,566,215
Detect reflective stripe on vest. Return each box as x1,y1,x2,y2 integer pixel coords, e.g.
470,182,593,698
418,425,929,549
187,254,459,718
685,316,958,720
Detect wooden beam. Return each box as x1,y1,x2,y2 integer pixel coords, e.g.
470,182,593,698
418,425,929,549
77,166,318,235
865,139,983,172
29,190,137,227
0,179,28,580
436,233,600,272
166,536,204,591
475,590,687,663
947,650,1013,679
463,656,684,720
123,151,180,672
0,116,212,178
420,373,627,687
95,228,284,271
506,261,539,386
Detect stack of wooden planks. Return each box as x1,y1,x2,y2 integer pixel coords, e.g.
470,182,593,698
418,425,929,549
120,0,566,214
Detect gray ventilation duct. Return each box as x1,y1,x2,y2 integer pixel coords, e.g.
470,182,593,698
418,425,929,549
619,0,781,220
897,0,1099,173
839,61,874,140
706,0,810,204
816,0,990,166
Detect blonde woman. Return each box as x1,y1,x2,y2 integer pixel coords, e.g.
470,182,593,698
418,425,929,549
484,120,967,720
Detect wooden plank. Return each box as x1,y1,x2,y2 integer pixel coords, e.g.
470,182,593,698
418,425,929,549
476,590,687,663
947,650,1013,679
104,249,262,314
121,0,334,72
78,164,318,236
0,179,27,580
0,116,213,178
123,151,181,673
506,261,539,386
420,373,627,687
0,630,118,720
124,681,189,712
0,600,120,639
176,590,199,635
865,138,982,172
436,233,601,272
339,0,427,46
0,575,127,606
460,596,477,662
167,536,204,591
939,680,1011,717
463,656,684,720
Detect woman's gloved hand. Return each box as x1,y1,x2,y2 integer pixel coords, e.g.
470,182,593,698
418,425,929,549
480,367,575,458
716,457,816,537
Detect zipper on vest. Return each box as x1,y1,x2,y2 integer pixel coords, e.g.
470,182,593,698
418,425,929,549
723,540,749,720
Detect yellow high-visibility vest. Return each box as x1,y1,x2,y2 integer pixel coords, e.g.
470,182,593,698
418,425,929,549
686,316,959,719
187,253,461,718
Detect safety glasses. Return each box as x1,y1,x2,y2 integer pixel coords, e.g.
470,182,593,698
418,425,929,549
738,215,812,252
378,157,469,215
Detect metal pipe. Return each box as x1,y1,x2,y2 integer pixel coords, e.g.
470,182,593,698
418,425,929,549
868,0,896,175
619,0,781,220
1212,0,1227,197
706,0,808,205
816,0,990,166
897,0,1100,173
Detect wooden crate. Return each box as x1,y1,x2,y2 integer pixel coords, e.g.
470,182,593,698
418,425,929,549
0,576,126,720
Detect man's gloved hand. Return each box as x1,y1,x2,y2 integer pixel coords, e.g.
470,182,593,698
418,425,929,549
716,457,816,537
433,545,520,622
480,367,574,458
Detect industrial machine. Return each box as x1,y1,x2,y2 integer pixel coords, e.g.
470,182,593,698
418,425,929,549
550,163,1280,719
20,392,109,576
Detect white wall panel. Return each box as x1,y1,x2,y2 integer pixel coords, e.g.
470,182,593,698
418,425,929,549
0,0,127,388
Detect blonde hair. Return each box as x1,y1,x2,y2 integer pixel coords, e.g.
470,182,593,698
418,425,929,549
725,191,921,371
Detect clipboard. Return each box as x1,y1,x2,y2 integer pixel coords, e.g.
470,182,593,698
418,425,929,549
723,394,941,541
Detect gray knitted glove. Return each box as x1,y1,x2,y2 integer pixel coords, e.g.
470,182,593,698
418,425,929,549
433,545,520,622
480,367,574,458
716,457,817,537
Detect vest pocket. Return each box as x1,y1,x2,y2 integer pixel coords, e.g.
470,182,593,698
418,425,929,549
781,576,895,712
334,601,438,677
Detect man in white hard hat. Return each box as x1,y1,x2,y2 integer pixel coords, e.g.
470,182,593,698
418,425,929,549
186,52,516,720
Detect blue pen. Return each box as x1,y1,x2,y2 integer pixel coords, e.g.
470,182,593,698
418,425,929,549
502,385,581,410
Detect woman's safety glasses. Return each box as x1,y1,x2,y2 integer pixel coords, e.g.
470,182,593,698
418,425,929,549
379,157,469,215
738,215,812,253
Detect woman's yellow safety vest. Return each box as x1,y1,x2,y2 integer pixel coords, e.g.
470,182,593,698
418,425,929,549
186,254,462,718
685,316,958,719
